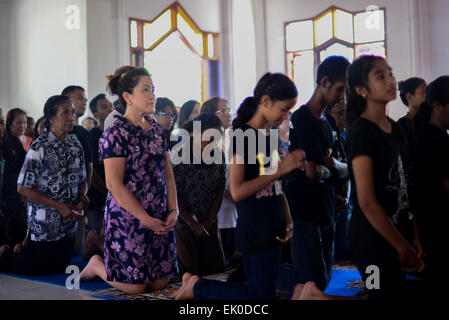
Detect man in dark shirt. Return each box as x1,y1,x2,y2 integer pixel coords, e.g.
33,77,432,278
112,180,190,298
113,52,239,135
62,86,93,187
81,94,113,260
285,56,349,291
62,85,93,254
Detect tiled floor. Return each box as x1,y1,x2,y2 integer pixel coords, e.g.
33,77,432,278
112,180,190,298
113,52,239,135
0,274,101,300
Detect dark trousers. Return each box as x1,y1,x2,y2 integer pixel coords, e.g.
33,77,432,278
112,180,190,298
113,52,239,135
290,219,335,291
193,244,282,300
0,237,75,276
175,223,225,276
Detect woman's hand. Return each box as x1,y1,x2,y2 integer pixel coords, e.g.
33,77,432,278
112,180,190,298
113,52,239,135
277,149,306,177
75,195,90,211
143,216,169,235
398,244,419,271
276,223,293,243
161,210,179,233
56,202,79,221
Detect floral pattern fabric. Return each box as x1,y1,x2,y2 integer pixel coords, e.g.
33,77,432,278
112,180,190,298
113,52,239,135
17,131,86,241
99,115,177,284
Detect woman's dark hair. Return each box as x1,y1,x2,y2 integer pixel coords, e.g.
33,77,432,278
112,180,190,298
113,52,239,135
43,95,71,130
346,55,385,126
5,108,27,135
178,100,200,128
232,73,297,129
201,97,226,114
398,77,426,106
414,75,449,133
183,112,223,134
106,66,151,109
33,117,45,138
155,97,178,131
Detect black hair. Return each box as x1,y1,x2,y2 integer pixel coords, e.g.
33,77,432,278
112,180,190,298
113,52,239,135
107,66,151,109
5,108,27,135
89,94,106,114
43,95,71,130
155,97,178,129
183,112,223,134
201,97,227,114
398,77,426,106
113,99,126,115
61,85,85,96
34,117,45,138
346,55,385,126
178,100,200,128
316,56,350,86
232,73,297,130
414,75,449,133
83,116,98,127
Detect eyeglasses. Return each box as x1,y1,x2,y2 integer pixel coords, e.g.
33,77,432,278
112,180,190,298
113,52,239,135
156,111,175,119
215,109,231,115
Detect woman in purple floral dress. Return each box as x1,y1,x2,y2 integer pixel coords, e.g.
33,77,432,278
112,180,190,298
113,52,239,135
79,66,179,294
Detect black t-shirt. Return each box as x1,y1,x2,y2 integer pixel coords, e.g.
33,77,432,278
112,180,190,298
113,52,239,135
71,125,93,166
346,118,414,259
0,134,26,203
88,126,106,209
412,124,449,266
285,106,336,224
397,116,416,164
231,124,285,254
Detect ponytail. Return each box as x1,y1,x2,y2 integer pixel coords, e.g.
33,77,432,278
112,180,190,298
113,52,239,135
413,102,433,134
346,55,384,126
232,97,258,129
232,73,297,129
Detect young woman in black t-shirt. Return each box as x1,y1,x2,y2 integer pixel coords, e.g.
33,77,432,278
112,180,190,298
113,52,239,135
170,73,305,300
293,56,424,300
412,76,449,288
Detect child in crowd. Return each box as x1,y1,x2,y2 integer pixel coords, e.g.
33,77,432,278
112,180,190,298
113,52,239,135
173,113,226,276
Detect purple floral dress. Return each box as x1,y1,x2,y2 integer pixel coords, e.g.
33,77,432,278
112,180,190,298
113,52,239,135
99,115,178,284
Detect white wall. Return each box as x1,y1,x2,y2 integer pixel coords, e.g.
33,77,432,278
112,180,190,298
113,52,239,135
4,0,88,120
0,0,11,111
429,0,449,80
264,0,419,120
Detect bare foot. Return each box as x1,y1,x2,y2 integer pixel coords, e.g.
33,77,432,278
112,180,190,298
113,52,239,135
175,275,200,300
79,255,103,282
290,283,305,300
169,273,192,299
299,281,329,300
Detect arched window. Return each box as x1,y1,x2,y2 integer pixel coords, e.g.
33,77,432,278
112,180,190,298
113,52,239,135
129,2,219,106
285,6,387,106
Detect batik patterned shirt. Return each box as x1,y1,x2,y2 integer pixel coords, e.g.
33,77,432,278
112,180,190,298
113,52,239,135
17,131,86,241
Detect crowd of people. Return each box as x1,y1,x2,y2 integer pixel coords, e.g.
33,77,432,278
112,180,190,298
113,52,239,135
0,54,447,301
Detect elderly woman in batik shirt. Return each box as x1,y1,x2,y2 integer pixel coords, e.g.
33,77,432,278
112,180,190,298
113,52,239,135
0,95,88,275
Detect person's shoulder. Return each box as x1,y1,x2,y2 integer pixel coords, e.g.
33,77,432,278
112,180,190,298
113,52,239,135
30,132,50,150
346,118,375,140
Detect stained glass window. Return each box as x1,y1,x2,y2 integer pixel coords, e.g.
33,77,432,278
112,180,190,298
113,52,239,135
129,2,219,104
285,6,386,108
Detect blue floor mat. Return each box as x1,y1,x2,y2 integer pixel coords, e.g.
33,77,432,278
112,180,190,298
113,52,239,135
276,263,362,297
0,254,111,292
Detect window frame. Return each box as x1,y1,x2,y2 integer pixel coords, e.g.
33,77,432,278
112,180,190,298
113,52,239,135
284,5,388,85
129,1,220,103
